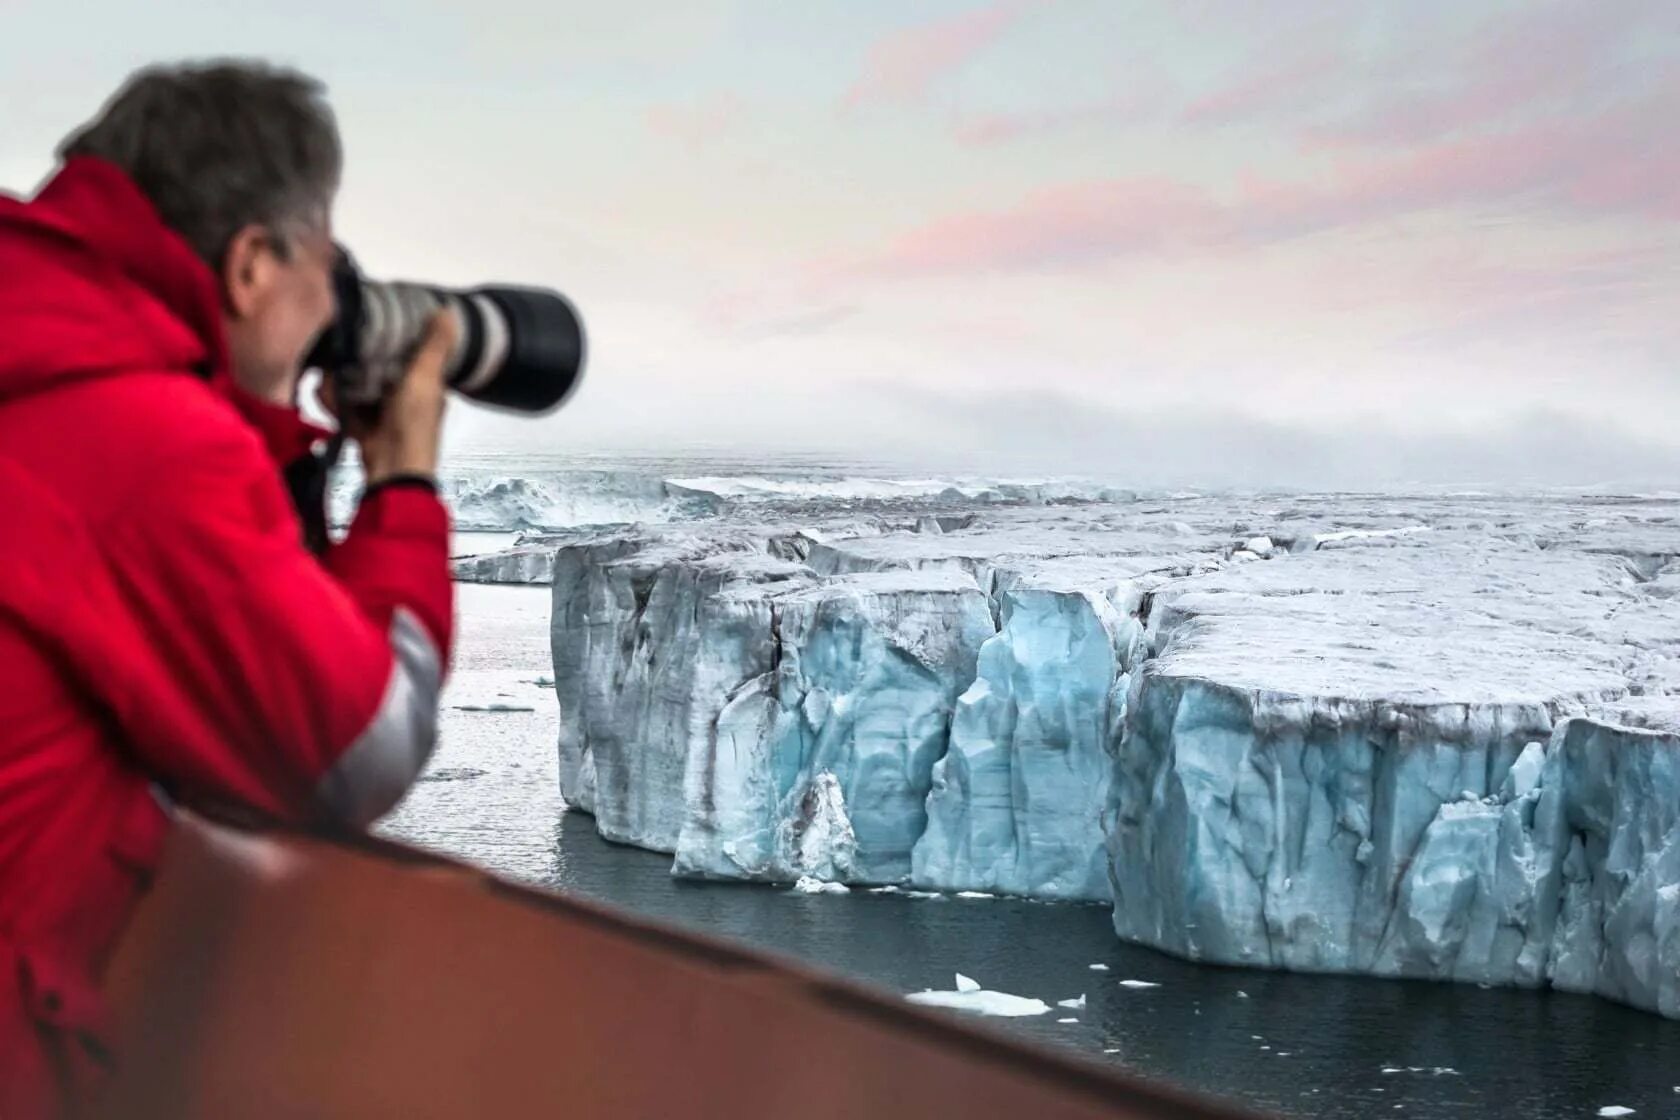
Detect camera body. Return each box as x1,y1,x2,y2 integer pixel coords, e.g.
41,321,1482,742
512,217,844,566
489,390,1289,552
305,251,586,415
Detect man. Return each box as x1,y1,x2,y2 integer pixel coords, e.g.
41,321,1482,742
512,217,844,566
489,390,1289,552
0,61,454,1116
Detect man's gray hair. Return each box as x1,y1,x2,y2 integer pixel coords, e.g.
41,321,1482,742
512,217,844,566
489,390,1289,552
59,59,342,267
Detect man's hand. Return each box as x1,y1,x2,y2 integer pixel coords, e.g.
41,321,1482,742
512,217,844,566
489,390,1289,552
323,310,455,486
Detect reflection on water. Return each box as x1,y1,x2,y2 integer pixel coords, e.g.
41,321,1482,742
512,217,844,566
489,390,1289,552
380,584,1680,1120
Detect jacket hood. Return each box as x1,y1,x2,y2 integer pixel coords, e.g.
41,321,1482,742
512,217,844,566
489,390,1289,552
0,157,327,463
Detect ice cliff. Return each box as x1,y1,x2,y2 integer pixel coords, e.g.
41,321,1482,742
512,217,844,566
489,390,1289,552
1110,534,1680,1017
534,496,1680,1018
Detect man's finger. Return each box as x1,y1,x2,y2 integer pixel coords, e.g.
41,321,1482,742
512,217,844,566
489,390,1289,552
408,310,458,383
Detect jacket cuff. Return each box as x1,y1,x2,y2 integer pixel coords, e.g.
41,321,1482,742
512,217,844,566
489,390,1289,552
350,481,450,539
363,474,439,497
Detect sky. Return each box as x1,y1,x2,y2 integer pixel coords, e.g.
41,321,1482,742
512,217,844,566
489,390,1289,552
3,1,1677,486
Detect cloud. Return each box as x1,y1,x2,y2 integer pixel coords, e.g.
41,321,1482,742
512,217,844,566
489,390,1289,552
1180,49,1348,126
1310,1,1676,147
828,177,1225,277
868,383,1680,489
829,75,1680,282
842,1,1035,109
644,93,744,149
949,66,1174,145
736,303,862,339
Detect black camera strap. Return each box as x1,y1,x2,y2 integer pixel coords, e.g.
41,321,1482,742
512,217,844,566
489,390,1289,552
282,433,345,557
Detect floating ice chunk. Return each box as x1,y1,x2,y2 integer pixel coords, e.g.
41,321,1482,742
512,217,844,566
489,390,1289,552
1118,980,1160,989
1597,1108,1635,1118
954,890,996,899
1089,964,1110,972
1102,1048,1119,1054
1237,991,1249,998
906,986,1052,1017
1057,1017,1078,1023
791,876,850,895
954,973,981,993
867,885,902,895
1244,536,1275,557
1057,995,1086,1010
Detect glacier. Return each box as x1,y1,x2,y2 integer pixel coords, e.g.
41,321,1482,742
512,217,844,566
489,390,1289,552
1110,534,1680,1015
520,485,1680,1018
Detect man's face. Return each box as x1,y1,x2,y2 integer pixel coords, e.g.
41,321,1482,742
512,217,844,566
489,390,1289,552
221,219,339,406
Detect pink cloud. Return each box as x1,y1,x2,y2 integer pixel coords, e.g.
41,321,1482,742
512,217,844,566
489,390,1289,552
645,94,744,149
829,178,1226,277
1181,49,1347,126
949,64,1175,145
1306,81,1680,228
842,1,1035,108
832,76,1680,281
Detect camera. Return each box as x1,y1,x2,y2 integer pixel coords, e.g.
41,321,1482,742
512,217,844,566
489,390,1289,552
305,250,586,415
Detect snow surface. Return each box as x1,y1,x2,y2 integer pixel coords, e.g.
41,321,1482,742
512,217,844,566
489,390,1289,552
530,486,1680,1019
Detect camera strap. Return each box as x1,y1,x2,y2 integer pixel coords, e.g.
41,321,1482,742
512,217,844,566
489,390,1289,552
282,433,345,557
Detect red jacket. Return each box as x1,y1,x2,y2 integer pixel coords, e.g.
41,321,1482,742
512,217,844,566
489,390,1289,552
0,158,454,1116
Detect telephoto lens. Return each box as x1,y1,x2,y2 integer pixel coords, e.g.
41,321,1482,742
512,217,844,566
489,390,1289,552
305,250,586,414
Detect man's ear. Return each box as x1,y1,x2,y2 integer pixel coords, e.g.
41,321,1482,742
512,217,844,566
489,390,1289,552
222,223,278,319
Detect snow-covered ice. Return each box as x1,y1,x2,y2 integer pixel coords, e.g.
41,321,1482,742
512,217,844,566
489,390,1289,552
532,485,1680,1019
906,974,1052,1017
1109,530,1680,1017
791,876,850,895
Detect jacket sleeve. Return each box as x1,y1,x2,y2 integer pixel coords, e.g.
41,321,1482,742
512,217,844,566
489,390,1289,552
101,426,454,828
